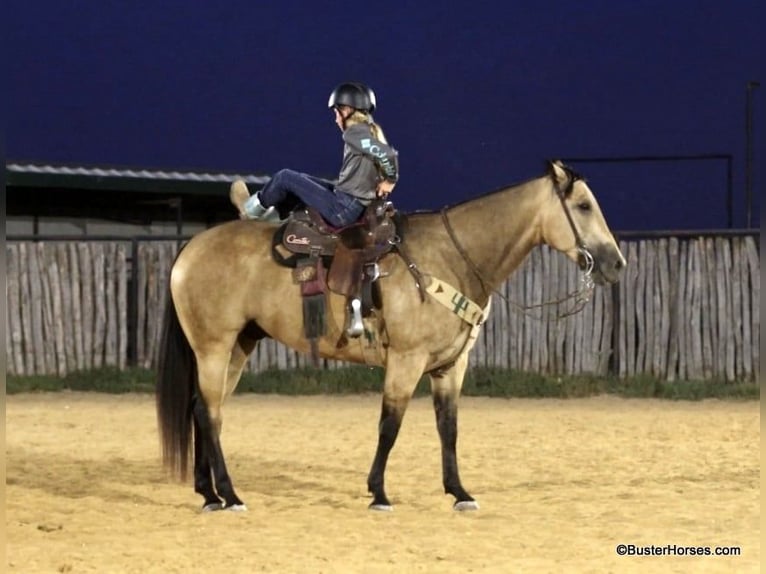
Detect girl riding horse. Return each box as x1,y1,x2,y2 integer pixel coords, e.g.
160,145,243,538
230,82,398,227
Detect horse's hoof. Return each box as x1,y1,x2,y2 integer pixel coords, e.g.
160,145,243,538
454,500,480,511
202,502,224,512
368,503,394,512
225,503,248,512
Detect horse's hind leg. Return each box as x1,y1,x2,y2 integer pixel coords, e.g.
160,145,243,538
193,333,259,511
192,394,223,510
429,352,478,511
192,395,228,511
367,352,428,511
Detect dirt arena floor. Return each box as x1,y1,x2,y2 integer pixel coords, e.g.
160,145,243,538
5,392,760,573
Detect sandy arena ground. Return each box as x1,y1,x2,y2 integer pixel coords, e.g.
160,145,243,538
5,392,760,573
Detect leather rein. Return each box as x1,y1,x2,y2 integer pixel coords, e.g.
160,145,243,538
440,172,595,320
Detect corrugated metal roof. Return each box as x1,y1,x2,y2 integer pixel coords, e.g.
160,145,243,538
6,162,270,185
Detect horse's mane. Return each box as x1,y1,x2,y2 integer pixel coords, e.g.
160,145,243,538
398,159,584,217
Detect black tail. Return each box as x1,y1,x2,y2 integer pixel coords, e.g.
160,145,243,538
156,285,197,480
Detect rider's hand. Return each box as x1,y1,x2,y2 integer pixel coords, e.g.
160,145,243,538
377,180,395,197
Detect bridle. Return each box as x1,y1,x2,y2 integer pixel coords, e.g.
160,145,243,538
441,171,596,320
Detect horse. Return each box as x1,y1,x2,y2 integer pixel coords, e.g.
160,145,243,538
156,160,626,512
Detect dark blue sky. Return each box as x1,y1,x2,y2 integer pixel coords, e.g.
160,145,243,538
7,1,763,230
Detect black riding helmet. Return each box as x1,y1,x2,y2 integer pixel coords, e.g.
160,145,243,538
328,82,376,113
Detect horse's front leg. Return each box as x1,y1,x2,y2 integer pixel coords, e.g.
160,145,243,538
367,352,428,511
429,352,478,511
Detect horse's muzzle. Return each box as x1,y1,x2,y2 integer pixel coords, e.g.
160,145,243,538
588,244,626,285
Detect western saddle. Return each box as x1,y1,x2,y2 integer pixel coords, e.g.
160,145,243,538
271,199,400,359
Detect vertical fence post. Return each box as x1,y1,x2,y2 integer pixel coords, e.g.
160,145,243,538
127,238,139,367
610,280,621,377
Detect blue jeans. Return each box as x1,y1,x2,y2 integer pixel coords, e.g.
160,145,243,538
259,169,365,227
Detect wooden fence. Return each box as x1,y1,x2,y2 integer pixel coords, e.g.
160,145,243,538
5,235,759,381
616,236,759,382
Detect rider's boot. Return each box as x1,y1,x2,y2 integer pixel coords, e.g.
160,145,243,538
230,180,281,223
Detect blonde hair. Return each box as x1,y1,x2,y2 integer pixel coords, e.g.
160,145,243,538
346,110,388,143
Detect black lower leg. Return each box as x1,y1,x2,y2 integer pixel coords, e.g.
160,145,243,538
193,412,221,508
192,397,243,509
433,393,473,503
208,434,244,508
192,396,221,507
367,401,404,507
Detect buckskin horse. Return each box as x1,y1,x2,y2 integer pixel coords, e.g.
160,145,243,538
156,160,626,512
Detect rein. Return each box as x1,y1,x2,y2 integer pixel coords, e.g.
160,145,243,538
440,173,595,321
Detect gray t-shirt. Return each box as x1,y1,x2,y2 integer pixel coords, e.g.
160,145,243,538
335,123,399,205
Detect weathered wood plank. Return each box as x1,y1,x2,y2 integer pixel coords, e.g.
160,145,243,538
7,245,24,375
104,243,118,368
634,241,647,375
68,244,85,371
92,243,108,368
540,249,552,372
655,239,670,378
38,243,58,374
590,283,604,374
730,238,743,379
744,237,759,380
529,249,541,372
666,238,680,381
26,243,47,374
18,244,35,373
136,243,149,367
57,244,77,372
736,239,751,378
5,272,15,375
117,243,129,369
150,241,169,364
521,252,533,372
701,238,715,378
562,255,573,374
78,243,95,370
677,240,689,380
540,265,551,372
45,244,68,375
643,240,655,375
599,286,613,375
508,264,522,369
617,241,628,378
716,238,734,381
688,240,704,380
576,263,587,374
625,242,638,377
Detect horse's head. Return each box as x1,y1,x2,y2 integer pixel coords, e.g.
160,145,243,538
540,161,626,285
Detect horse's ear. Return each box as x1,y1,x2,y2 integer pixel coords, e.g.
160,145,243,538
547,159,568,186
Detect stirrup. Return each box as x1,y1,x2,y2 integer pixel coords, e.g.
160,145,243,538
346,298,363,338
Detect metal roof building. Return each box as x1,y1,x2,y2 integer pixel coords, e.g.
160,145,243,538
6,162,270,236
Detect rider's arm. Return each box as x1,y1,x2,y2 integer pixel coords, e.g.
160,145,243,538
343,124,399,183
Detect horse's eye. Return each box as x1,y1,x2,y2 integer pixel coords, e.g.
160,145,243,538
578,201,591,212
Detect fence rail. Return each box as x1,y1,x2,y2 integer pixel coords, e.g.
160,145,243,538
5,234,759,381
